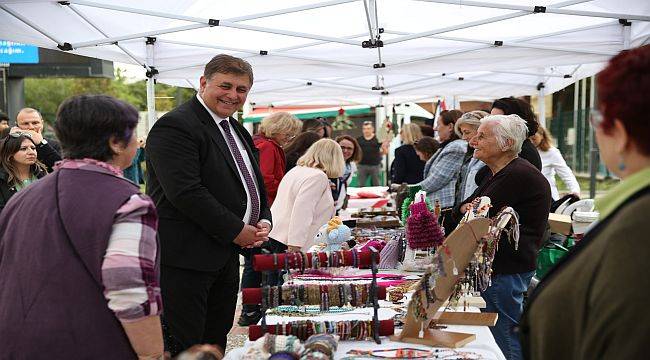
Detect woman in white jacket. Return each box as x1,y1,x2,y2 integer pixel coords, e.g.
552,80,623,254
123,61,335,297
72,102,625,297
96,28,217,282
269,138,344,252
530,126,581,200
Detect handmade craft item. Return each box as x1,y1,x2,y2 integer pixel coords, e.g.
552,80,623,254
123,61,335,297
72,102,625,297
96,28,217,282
379,238,400,269
313,217,352,252
332,107,354,130
301,333,338,359
241,333,303,360
249,319,394,341
391,217,491,348
244,283,386,309
406,194,445,249
401,188,432,221
252,247,385,344
450,206,520,301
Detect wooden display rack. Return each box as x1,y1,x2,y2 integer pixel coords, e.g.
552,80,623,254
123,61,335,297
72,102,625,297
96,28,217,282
390,218,491,348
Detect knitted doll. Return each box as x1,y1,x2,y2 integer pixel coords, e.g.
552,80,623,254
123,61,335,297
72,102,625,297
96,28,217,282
406,194,445,249
401,188,433,221
313,217,352,252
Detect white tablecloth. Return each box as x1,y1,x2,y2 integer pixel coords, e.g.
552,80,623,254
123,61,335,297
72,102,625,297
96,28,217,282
225,307,505,360
346,186,390,210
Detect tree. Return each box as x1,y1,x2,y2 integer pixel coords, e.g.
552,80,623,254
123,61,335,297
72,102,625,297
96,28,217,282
24,68,196,124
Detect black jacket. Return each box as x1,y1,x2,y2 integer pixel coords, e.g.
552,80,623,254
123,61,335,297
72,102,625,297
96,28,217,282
146,96,272,271
391,144,425,184
0,166,47,214
36,142,62,172
454,158,551,274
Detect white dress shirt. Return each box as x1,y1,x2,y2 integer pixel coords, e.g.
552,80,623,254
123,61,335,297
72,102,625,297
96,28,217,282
196,94,268,225
539,147,581,200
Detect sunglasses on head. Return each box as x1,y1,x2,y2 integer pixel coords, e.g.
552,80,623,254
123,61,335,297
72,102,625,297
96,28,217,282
9,132,32,139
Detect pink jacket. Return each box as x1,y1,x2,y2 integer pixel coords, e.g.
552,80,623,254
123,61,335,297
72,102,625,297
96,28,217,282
269,166,335,251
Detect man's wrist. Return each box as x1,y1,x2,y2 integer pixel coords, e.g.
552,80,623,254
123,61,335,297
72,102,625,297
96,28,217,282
259,219,272,230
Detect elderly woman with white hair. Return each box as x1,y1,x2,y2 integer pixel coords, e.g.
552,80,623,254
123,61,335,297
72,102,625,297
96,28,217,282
454,114,551,360
454,110,489,205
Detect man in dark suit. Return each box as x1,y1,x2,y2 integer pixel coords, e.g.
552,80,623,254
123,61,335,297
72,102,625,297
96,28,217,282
146,54,272,355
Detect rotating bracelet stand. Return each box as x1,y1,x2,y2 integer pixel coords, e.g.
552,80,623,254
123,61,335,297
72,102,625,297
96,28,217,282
247,249,385,343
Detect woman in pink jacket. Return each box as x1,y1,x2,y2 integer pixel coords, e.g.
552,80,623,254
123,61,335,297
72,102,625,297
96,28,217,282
269,138,345,252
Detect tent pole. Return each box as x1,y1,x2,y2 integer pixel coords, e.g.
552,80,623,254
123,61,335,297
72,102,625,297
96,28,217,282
146,37,157,132
588,75,597,199
572,81,579,172
71,23,208,49
537,83,546,128
415,0,650,22
588,20,633,197
66,4,145,67
622,20,632,49
0,4,66,46
384,0,593,45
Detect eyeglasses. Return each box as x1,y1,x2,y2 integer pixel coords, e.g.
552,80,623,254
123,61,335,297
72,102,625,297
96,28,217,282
589,109,603,129
9,132,32,139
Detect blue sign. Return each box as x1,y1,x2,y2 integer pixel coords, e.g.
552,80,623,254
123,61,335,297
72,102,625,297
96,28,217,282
0,40,39,64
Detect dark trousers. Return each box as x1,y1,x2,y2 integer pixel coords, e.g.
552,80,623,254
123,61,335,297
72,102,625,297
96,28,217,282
240,239,287,314
161,256,239,356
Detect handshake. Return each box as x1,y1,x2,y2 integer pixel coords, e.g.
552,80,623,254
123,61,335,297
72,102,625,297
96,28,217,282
233,221,271,248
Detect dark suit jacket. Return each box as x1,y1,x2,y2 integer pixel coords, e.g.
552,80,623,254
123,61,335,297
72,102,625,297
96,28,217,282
390,144,425,184
146,96,272,271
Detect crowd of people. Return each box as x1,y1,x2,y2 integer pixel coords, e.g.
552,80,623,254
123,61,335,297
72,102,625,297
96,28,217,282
0,45,648,359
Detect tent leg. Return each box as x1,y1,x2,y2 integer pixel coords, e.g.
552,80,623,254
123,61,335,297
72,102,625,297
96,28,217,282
588,75,598,199
146,37,157,132
537,84,546,128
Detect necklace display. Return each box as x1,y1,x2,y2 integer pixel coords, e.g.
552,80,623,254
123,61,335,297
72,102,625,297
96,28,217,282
449,206,520,303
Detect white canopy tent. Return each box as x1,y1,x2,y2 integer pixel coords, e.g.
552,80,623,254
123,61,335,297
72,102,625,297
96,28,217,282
1,0,649,127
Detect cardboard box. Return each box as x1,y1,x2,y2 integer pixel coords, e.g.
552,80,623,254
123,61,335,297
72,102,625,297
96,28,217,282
548,213,572,235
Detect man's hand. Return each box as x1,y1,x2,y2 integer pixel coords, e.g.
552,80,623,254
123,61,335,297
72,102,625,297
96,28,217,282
233,224,262,248
234,223,270,248
247,221,271,248
10,127,43,144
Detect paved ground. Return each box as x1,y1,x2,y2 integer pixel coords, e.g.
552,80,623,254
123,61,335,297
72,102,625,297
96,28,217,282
225,262,249,356
225,291,248,355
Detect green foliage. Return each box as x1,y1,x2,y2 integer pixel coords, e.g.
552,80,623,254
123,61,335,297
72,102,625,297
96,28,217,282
24,68,196,124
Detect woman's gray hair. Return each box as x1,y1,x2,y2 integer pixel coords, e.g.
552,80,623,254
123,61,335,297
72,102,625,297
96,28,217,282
454,110,489,137
481,114,529,154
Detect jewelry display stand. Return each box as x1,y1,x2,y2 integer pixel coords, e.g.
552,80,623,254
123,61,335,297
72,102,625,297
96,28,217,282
246,248,387,343
390,218,491,348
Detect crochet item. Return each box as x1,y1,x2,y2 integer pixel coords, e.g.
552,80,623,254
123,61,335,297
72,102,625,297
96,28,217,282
313,217,352,252
300,333,338,360
357,239,386,253
379,239,400,269
241,334,303,360
401,189,433,221
406,197,445,249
